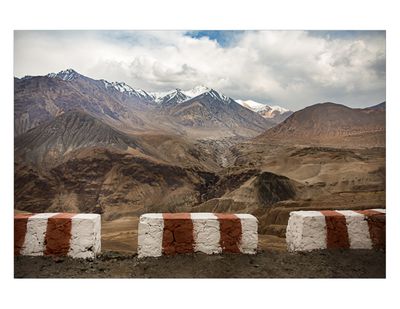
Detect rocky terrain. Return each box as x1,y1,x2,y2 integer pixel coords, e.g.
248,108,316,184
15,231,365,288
14,249,385,278
15,110,144,165
14,69,386,278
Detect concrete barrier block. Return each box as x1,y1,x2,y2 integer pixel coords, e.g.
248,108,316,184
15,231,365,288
137,213,164,258
138,213,258,258
192,213,222,255
69,214,101,259
286,209,385,252
237,214,259,254
14,213,101,259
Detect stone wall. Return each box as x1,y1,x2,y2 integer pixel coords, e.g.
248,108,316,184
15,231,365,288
286,209,385,252
14,213,101,259
138,213,258,258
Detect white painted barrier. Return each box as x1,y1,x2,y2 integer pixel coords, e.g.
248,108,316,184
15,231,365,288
15,213,101,259
286,209,385,252
138,213,258,258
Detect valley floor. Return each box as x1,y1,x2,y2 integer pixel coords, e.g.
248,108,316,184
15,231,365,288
14,249,385,278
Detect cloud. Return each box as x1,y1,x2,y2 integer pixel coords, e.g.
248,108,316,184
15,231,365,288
14,30,385,110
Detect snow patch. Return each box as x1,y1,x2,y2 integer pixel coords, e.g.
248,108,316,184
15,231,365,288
47,69,81,81
182,85,210,98
236,99,290,119
102,80,153,101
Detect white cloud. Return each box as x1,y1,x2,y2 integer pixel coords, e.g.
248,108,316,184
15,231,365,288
14,30,385,110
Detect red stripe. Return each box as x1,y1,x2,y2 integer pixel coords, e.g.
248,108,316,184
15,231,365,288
162,213,194,255
215,213,242,253
355,210,385,249
320,210,350,249
44,213,76,256
14,213,34,256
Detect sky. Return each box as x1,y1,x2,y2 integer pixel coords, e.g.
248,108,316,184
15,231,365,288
14,30,385,111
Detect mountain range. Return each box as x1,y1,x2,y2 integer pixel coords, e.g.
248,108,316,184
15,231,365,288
14,68,386,226
15,69,280,139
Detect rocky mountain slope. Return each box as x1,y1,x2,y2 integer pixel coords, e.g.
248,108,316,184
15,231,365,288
15,110,144,165
256,102,385,147
165,89,273,137
14,72,149,136
15,109,222,170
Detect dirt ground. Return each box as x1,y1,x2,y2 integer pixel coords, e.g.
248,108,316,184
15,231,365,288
14,249,385,278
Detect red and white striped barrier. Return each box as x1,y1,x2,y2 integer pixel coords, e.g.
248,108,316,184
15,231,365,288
14,213,101,259
138,213,258,258
286,209,385,252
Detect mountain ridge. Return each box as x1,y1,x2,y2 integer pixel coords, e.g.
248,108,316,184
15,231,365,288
15,69,274,138
256,102,385,147
15,110,144,165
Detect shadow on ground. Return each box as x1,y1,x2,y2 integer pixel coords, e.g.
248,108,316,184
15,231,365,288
14,249,385,278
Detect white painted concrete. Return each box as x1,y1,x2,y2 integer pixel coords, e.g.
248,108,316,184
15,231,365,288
236,214,258,254
18,213,101,259
137,213,259,257
69,214,101,259
138,213,164,258
191,213,221,254
336,210,372,249
21,213,58,256
286,211,327,252
286,209,386,252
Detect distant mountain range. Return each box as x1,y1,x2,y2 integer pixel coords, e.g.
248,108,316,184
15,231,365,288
14,68,385,159
15,69,276,138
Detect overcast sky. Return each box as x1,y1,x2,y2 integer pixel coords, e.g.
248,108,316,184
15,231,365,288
14,30,385,111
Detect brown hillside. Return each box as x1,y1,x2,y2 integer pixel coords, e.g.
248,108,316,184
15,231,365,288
257,102,385,147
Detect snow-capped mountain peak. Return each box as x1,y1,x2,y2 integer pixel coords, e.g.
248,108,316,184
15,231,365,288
236,99,268,112
269,105,289,113
182,85,210,98
159,89,190,105
151,86,231,106
237,99,289,113
150,86,210,105
101,80,153,101
150,89,184,104
149,91,169,102
236,99,292,123
47,69,152,99
47,68,83,81
109,81,134,93
203,89,230,103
